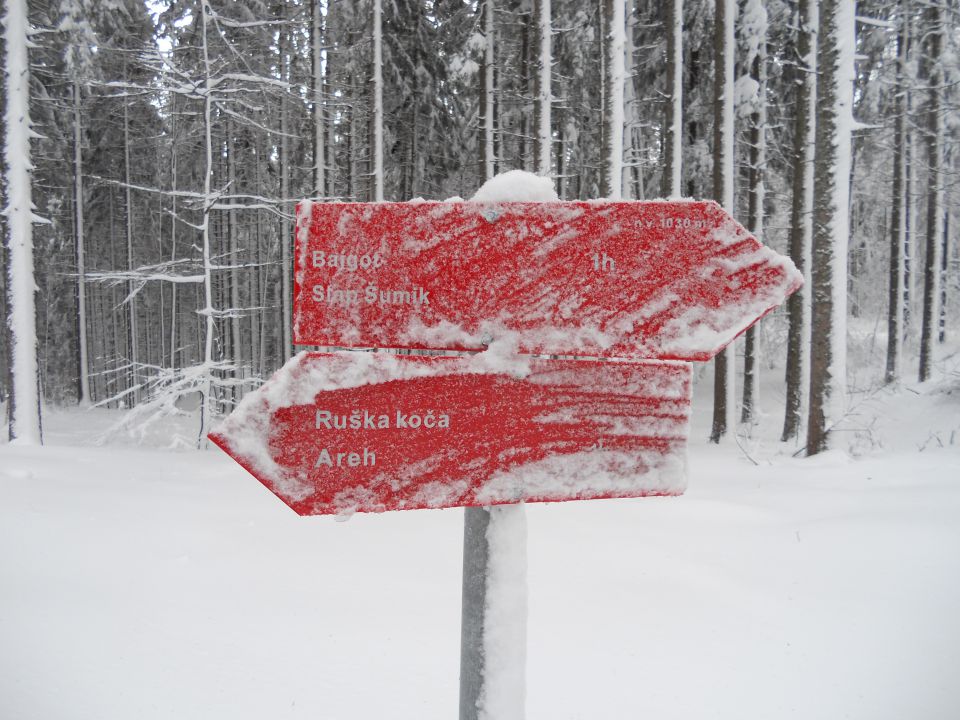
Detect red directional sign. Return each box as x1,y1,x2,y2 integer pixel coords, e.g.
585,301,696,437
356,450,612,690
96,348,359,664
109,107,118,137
293,200,802,361
209,352,691,515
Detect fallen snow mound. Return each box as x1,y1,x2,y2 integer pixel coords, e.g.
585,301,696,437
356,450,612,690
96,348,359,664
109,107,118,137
471,170,558,202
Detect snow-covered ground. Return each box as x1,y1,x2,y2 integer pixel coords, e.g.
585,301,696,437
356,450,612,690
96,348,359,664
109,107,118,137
2,350,959,719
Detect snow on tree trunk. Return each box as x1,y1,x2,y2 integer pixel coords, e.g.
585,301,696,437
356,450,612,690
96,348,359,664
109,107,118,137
312,0,326,198
709,0,736,444
663,0,683,198
372,0,384,202
280,23,293,362
623,0,642,199
741,0,767,428
168,140,178,370
939,199,949,344
601,0,625,200
918,3,942,383
123,95,139,405
806,0,854,456
198,0,218,446
533,0,551,177
73,80,90,406
480,0,496,182
227,123,243,392
3,0,42,443
885,0,908,385
782,0,817,441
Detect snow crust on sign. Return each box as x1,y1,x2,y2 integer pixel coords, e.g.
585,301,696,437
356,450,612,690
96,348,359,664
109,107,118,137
209,351,691,515
475,447,685,505
478,504,527,720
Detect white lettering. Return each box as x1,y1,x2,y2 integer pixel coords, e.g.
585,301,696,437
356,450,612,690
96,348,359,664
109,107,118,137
315,408,449,432
314,447,377,469
363,285,430,306
312,250,385,272
312,285,360,305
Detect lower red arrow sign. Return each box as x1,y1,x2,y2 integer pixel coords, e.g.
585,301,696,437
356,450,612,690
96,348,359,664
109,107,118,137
209,351,692,515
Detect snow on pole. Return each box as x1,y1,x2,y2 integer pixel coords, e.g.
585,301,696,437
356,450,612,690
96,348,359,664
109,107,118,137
477,504,527,720
372,0,384,202
3,0,42,443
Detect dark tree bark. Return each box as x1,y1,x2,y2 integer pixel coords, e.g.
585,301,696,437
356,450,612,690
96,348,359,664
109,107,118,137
710,0,735,443
741,14,766,427
662,0,682,198
918,3,942,382
807,0,853,456
885,1,909,385
782,0,817,440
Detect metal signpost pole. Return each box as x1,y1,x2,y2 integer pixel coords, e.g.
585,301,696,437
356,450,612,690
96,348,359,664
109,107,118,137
459,506,489,720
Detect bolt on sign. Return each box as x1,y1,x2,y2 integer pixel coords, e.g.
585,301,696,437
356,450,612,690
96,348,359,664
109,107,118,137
210,200,802,515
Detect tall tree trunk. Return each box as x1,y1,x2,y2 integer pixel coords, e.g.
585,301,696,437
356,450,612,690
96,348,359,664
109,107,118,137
806,0,854,456
73,80,90,405
279,24,293,361
123,94,139,405
601,0,625,199
198,0,218,445
227,123,243,390
782,0,817,440
348,74,358,200
918,3,942,382
3,0,42,442
709,0,736,443
533,0,551,177
519,11,529,168
623,0,642,199
939,194,949,344
904,107,914,330
479,0,496,181
663,0,683,198
371,0,384,201
741,0,767,427
885,0,908,384
168,139,178,370
312,0,326,198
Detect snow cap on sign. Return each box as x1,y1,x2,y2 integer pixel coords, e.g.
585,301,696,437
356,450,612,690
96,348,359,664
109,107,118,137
471,170,558,203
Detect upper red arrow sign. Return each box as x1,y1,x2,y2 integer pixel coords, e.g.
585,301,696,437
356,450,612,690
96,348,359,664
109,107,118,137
293,200,802,361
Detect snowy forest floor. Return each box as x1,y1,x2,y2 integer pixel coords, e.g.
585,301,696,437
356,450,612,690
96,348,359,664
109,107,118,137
2,340,960,719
